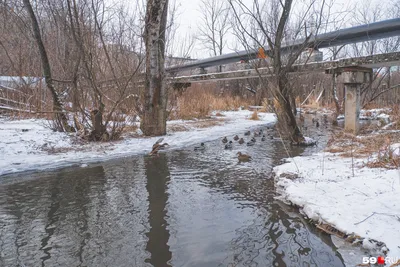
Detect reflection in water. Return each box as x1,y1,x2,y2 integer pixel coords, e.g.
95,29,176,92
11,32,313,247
0,123,344,267
0,166,107,267
164,139,344,267
145,154,172,267
40,174,61,266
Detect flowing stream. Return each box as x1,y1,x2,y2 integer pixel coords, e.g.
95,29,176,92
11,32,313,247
0,119,346,267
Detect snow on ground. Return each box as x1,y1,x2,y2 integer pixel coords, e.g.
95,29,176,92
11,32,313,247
273,152,400,260
302,136,316,145
337,108,392,122
0,110,276,176
390,143,400,157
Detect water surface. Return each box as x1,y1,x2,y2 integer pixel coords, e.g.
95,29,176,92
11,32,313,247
0,121,345,267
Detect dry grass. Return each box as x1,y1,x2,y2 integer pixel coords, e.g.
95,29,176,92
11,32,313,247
122,124,138,133
302,95,319,109
168,86,252,120
261,98,274,112
389,104,400,130
167,124,190,132
191,119,224,128
326,130,400,169
249,110,260,120
167,118,224,133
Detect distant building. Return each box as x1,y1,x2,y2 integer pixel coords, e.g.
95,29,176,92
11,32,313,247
298,48,323,63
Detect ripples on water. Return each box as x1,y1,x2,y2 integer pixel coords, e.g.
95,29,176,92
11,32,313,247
0,123,345,267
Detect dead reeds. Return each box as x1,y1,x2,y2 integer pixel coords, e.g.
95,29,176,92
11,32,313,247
168,85,252,120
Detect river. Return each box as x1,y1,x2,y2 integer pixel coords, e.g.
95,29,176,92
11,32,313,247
0,122,345,267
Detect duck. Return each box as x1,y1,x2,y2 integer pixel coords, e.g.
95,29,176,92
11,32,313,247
222,136,228,143
152,138,164,150
316,121,320,128
150,140,169,155
233,135,239,141
261,135,266,141
247,140,255,146
244,131,251,136
254,132,260,137
251,137,256,142
237,152,252,162
194,143,205,151
225,141,233,149
238,138,245,144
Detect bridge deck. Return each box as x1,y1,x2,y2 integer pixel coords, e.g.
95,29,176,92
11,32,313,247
169,52,400,83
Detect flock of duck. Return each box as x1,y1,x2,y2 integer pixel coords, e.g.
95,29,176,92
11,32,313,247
221,129,273,148
150,127,274,162
149,114,327,161
218,129,274,161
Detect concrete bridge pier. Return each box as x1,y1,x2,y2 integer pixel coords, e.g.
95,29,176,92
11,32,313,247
340,67,372,134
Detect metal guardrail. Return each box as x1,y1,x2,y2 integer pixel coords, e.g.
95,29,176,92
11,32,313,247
166,18,400,72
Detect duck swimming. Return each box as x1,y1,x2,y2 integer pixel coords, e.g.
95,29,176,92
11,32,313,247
194,143,205,151
238,138,245,144
222,137,228,143
247,140,255,146
244,131,250,136
225,141,233,149
261,135,266,141
237,152,252,161
233,135,239,141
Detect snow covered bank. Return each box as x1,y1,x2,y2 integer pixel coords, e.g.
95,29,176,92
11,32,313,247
273,153,400,260
337,108,392,123
0,110,276,176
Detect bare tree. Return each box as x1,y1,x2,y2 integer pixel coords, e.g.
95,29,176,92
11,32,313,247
141,0,169,136
230,0,327,143
349,0,400,107
197,0,231,61
321,0,352,114
23,0,72,132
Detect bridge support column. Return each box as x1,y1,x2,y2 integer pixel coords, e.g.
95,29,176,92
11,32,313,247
341,67,372,134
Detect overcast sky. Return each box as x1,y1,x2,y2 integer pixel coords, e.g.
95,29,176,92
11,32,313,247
171,0,392,59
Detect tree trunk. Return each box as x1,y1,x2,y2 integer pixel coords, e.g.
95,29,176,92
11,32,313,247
276,95,303,143
89,108,108,141
23,0,71,132
141,0,169,136
290,94,297,115
332,73,341,114
273,75,304,143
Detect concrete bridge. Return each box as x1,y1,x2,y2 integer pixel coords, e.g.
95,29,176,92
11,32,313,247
168,52,400,134
166,17,400,135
